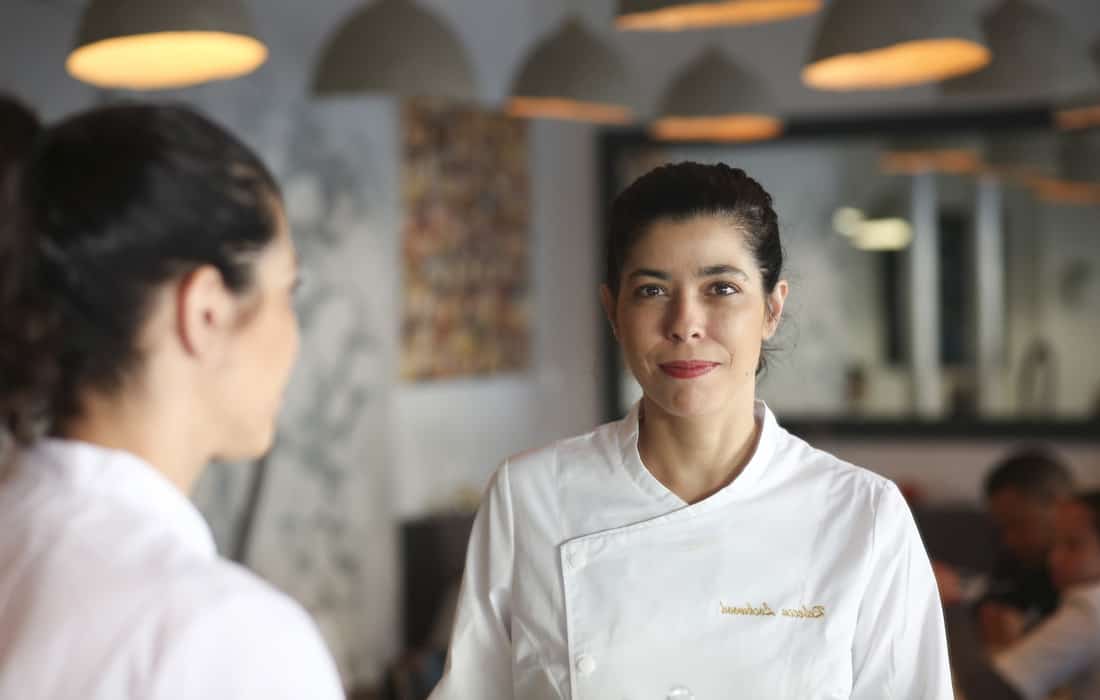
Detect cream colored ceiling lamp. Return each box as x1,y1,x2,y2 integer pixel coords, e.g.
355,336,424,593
1034,128,1100,206
982,133,1059,189
67,0,267,90
803,0,991,91
1055,38,1100,131
880,135,985,176
1057,96,1100,131
508,18,634,124
615,0,821,31
652,48,782,142
313,0,476,100
942,0,1096,99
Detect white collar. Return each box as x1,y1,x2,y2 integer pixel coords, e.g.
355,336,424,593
616,399,780,509
20,438,217,558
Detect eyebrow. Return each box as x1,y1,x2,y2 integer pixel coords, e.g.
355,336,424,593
628,265,749,281
629,268,671,281
700,265,749,280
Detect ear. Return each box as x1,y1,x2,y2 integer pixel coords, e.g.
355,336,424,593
176,265,236,361
599,284,620,340
763,280,789,341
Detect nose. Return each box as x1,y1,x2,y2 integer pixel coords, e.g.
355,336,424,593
665,293,704,343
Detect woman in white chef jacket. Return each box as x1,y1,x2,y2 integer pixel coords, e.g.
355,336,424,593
430,162,952,700
0,100,344,699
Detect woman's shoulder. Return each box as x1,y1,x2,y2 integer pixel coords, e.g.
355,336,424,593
151,557,320,638
476,416,638,515
130,556,340,682
504,415,631,476
45,508,313,635
137,559,344,698
772,426,898,500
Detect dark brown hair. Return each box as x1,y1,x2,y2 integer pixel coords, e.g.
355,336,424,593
984,448,1074,502
1,101,282,449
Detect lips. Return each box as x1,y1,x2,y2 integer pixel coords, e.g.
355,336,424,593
658,360,720,379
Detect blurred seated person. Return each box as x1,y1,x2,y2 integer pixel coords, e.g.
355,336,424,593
951,491,1100,700
936,448,1074,642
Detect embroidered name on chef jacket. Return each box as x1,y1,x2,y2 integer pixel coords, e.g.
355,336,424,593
720,602,826,619
720,602,775,616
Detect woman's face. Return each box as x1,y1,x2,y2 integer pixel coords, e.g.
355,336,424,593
602,214,787,420
1049,500,1100,591
210,209,301,461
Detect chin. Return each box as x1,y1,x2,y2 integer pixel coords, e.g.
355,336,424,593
649,390,726,419
216,422,277,463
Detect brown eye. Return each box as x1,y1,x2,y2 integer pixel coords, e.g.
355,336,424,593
710,282,739,296
635,284,666,298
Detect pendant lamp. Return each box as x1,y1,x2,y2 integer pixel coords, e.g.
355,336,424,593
615,0,821,31
982,132,1058,187
67,0,267,90
652,48,782,142
880,136,984,176
942,0,1096,98
1035,129,1100,205
313,0,476,100
803,0,990,91
508,18,634,124
1055,39,1100,130
1056,95,1100,131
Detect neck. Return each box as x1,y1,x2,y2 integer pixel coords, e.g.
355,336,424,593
59,389,209,495
637,395,761,504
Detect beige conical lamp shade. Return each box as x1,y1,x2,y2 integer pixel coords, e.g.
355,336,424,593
982,132,1059,186
652,48,781,142
67,0,267,90
803,0,990,91
508,18,634,124
1034,129,1100,205
615,0,821,31
1056,92,1100,131
880,136,985,175
1055,39,1100,130
313,0,476,100
942,0,1096,99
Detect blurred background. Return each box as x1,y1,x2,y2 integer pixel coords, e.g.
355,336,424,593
2,0,1099,696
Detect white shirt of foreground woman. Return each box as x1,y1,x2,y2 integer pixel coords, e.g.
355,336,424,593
0,440,345,700
429,400,953,700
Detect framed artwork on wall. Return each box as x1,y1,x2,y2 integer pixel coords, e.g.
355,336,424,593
401,98,531,381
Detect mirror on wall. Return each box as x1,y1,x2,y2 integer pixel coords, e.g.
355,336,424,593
600,110,1100,435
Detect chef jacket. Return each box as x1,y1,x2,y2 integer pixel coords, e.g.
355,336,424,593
430,401,952,700
0,439,345,699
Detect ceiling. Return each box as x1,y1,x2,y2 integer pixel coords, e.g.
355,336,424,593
14,0,1100,122
540,0,1100,119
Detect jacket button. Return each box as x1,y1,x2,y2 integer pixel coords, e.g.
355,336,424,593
576,654,597,675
